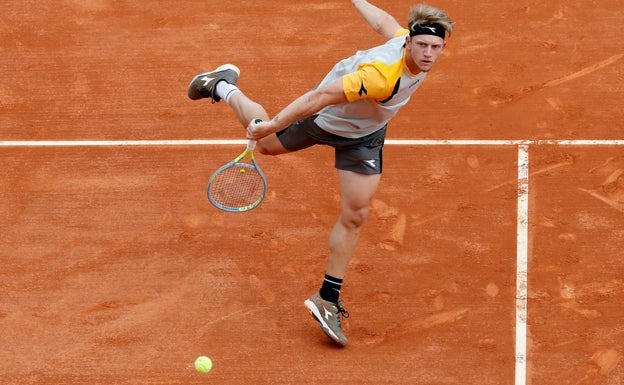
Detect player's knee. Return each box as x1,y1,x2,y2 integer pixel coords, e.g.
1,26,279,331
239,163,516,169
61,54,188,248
342,206,369,229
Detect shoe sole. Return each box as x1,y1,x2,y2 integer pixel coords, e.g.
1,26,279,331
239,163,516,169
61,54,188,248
304,299,347,347
187,64,240,100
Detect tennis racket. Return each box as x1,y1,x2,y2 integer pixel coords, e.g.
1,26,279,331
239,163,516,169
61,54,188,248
206,120,267,212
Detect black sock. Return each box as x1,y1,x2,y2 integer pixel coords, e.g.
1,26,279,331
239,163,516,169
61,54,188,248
319,274,343,304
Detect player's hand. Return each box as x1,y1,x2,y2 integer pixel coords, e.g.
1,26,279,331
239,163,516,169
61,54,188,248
246,119,274,140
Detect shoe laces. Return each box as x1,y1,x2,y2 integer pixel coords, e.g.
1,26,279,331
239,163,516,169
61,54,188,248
336,300,349,319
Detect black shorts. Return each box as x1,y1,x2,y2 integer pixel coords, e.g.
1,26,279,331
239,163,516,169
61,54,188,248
276,115,386,174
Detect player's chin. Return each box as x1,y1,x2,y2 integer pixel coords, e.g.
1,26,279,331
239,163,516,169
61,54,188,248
417,61,434,72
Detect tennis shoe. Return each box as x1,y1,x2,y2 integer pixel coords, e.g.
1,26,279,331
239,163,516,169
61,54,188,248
187,64,240,102
304,292,349,347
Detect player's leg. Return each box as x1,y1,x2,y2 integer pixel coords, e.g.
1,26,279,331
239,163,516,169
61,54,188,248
304,126,385,346
187,63,269,126
326,170,381,279
188,64,290,156
304,170,381,347
226,91,269,127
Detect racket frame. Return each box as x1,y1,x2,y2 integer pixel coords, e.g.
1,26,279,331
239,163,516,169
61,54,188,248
206,140,267,212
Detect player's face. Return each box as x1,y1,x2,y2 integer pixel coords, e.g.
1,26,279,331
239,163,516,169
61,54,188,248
406,35,446,73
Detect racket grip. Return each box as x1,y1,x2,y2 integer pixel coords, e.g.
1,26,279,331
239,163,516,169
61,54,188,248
246,118,262,151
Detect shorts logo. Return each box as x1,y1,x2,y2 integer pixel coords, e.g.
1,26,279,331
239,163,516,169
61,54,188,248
363,159,377,168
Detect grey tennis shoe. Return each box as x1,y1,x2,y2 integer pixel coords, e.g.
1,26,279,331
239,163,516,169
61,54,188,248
304,292,349,347
187,64,240,102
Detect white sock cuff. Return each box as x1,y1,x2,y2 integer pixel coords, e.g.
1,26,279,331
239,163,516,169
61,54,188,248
215,81,241,104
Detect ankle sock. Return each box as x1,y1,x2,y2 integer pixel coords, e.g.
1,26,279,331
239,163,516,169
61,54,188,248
215,81,241,104
319,274,343,304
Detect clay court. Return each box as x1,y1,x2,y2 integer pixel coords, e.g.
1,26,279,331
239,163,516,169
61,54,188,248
1,1,623,384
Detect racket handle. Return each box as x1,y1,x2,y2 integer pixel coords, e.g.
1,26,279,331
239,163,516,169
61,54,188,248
246,118,263,151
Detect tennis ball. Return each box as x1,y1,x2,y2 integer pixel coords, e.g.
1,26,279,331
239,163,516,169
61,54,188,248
194,356,212,374
240,168,246,174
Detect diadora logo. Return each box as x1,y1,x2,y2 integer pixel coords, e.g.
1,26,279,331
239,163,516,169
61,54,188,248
423,25,437,33
409,79,421,88
363,159,376,168
323,306,333,320
358,81,368,97
201,76,211,86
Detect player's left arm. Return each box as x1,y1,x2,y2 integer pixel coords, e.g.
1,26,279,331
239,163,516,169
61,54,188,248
351,0,403,40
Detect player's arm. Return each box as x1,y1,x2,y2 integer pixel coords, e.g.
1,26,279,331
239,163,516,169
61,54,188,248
247,80,347,140
351,0,403,40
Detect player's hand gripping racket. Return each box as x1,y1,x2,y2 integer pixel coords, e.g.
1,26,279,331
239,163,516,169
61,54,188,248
206,119,268,212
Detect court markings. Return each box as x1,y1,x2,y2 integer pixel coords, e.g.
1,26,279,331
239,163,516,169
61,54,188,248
3,138,623,385
516,145,529,385
2,139,624,147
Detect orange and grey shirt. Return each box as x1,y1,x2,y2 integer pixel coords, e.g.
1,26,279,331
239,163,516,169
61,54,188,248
314,28,426,138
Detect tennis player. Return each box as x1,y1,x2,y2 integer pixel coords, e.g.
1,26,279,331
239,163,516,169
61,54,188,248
188,0,453,347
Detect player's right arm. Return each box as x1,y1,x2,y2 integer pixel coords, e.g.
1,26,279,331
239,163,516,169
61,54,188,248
351,0,403,40
246,79,347,140
247,63,394,140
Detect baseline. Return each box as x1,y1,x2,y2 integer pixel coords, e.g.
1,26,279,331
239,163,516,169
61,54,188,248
2,139,624,147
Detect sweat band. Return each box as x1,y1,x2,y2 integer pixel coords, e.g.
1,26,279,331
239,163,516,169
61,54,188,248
409,23,446,39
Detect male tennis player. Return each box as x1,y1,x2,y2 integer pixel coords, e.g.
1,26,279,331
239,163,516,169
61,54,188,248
188,0,453,347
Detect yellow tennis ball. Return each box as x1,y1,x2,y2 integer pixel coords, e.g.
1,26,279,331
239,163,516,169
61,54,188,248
194,356,212,374
240,168,246,174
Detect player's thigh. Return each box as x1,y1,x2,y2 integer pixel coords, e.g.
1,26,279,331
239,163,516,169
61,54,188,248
337,169,381,211
257,133,289,155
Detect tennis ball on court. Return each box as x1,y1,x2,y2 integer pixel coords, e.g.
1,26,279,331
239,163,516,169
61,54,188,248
194,356,212,374
240,168,246,174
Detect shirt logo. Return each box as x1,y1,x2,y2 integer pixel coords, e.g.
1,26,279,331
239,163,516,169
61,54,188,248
358,81,368,97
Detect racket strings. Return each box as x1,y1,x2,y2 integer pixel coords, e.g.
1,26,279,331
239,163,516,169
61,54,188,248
208,165,265,209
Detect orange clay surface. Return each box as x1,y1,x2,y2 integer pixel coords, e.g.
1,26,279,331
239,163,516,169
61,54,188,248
1,1,623,384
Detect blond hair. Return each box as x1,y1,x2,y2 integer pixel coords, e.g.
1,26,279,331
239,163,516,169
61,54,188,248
408,4,454,36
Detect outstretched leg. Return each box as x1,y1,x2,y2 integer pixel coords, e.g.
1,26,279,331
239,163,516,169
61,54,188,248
187,64,286,155
224,91,288,155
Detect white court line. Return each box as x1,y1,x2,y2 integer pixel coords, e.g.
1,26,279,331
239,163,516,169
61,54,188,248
0,139,247,147
1,139,623,147
515,145,530,385
386,139,624,146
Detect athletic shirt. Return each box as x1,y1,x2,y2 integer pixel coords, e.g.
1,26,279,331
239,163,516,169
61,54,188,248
314,29,427,139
